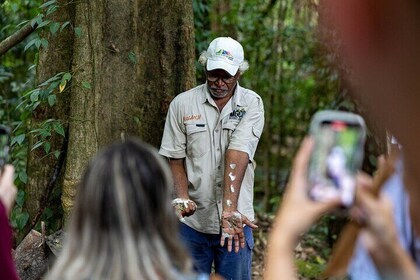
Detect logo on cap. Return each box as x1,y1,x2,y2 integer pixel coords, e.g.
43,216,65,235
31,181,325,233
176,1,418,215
215,49,234,61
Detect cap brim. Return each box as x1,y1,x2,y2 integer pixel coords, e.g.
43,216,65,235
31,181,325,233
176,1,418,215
206,59,239,76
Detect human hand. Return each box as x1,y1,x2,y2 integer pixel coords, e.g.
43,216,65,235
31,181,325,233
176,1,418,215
273,137,340,244
351,174,420,280
220,210,257,253
0,165,17,216
172,198,197,221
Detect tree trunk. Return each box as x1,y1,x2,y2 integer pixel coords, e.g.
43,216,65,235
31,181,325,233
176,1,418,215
22,0,195,232
61,0,196,217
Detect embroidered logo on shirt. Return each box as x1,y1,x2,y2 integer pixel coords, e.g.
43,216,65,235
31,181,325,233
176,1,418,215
229,108,246,120
183,114,201,121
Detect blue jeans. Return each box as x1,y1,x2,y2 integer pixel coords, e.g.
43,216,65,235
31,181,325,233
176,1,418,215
179,223,254,280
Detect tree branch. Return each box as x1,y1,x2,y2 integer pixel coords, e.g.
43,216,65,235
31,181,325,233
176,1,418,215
0,22,37,57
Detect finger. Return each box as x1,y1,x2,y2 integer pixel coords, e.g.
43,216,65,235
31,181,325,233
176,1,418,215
220,234,226,247
242,217,258,229
227,236,233,252
291,137,314,179
0,165,14,186
234,234,240,253
238,231,246,249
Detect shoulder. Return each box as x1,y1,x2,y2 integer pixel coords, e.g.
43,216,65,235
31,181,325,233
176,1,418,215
238,85,263,103
172,84,206,104
237,85,264,109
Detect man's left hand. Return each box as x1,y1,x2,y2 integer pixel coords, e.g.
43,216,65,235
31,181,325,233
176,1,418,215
220,210,258,253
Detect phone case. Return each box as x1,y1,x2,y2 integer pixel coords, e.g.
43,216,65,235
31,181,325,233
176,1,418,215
307,110,367,208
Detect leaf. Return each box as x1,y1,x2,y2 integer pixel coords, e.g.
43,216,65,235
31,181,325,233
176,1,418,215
36,19,51,30
59,81,66,93
41,38,49,49
48,94,57,106
74,27,82,37
16,19,30,29
60,21,71,32
128,51,138,64
15,212,29,230
133,116,140,124
54,150,60,159
30,91,39,102
82,81,91,89
49,22,60,35
53,122,65,137
12,134,25,145
24,39,37,52
16,190,25,207
18,171,28,184
46,5,58,16
31,141,44,151
63,72,72,81
39,0,57,9
35,38,42,49
43,141,51,154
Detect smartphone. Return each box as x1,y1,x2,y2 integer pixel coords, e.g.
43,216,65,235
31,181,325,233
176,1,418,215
0,125,11,170
307,110,366,208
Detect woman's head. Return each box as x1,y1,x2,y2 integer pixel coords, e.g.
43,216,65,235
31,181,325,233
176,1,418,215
48,138,192,280
75,137,174,239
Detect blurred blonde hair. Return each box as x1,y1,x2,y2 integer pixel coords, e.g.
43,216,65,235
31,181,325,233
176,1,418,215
47,138,193,280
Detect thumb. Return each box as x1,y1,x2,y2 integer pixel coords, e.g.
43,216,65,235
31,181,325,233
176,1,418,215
0,165,14,186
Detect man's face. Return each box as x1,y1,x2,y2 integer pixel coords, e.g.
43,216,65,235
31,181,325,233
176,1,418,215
206,69,240,99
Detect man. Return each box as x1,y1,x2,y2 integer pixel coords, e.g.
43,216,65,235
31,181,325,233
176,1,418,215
159,37,264,280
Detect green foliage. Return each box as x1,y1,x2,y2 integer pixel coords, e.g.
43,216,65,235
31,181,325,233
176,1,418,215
296,259,324,279
1,0,43,232
0,0,75,234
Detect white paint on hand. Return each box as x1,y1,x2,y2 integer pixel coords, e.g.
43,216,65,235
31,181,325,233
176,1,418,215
226,199,232,207
222,232,232,239
229,163,236,169
230,185,235,193
228,172,236,181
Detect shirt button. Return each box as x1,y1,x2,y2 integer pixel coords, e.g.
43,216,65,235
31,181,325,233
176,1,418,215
217,148,220,151
218,183,221,187
215,129,219,133
218,166,221,170
218,200,221,204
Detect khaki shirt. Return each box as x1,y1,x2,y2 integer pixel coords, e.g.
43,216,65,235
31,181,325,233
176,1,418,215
159,83,264,234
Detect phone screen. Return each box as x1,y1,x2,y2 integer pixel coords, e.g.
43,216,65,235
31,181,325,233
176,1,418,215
0,126,10,169
308,120,364,207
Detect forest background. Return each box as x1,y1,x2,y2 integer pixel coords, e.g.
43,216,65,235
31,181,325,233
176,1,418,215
0,0,383,278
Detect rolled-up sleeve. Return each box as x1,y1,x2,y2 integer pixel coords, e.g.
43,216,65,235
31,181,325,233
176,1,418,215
228,96,264,160
159,100,187,159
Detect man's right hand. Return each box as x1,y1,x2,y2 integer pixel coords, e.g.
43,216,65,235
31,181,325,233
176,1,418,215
172,198,197,220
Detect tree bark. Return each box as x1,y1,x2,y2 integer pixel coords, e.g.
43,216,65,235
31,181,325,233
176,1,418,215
61,0,196,217
0,22,37,57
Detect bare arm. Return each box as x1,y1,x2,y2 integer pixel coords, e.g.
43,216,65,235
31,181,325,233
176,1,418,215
264,138,339,279
222,149,248,211
168,158,196,218
220,149,258,252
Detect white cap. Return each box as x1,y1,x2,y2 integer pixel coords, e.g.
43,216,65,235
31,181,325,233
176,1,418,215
206,37,244,76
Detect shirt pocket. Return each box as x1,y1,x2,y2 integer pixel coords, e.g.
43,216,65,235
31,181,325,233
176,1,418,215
185,123,209,158
222,119,240,140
